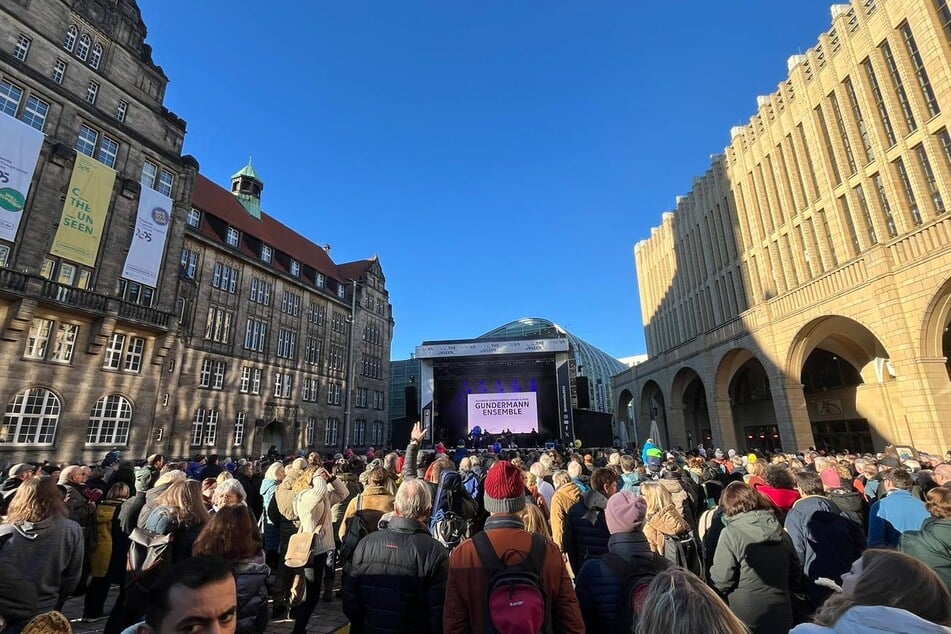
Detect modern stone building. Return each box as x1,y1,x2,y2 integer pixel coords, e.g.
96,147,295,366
167,165,393,458
615,0,951,455
0,0,195,462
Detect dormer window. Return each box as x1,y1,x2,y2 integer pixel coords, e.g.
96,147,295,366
186,208,201,228
290,260,300,277
315,273,325,289
337,284,346,299
226,227,240,248
261,244,272,263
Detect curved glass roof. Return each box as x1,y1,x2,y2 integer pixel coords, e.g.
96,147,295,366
479,317,626,413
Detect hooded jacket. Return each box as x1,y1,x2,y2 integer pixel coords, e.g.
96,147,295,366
660,477,698,529
620,472,641,494
0,516,83,611
233,559,270,634
901,517,951,589
135,480,175,530
869,490,931,548
710,509,802,633
789,605,951,633
755,484,801,516
563,488,611,574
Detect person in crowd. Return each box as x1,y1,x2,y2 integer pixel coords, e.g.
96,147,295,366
83,482,131,622
443,460,584,633
126,556,239,634
529,462,555,508
575,490,670,632
273,458,307,620
134,470,187,530
709,481,802,633
0,463,34,515
822,464,867,529
290,466,348,634
331,459,362,540
933,463,951,489
868,469,931,547
784,470,866,611
900,485,951,589
659,467,699,530
641,481,691,556
199,455,224,481
550,465,583,573
0,477,83,613
521,499,551,539
790,549,951,632
635,568,750,634
212,478,248,510
342,479,449,634
338,467,394,541
134,454,165,496
619,454,643,494
260,461,284,577
523,469,550,519
58,465,97,552
745,459,767,489
192,505,270,633
143,479,211,563
563,467,617,574
754,464,800,521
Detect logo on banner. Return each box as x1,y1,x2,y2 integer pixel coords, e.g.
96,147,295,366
0,113,45,241
151,206,170,225
0,188,24,212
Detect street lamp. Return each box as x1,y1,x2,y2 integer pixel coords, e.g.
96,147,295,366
341,279,358,451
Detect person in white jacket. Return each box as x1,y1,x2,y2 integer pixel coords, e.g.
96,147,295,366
790,549,951,633
290,467,347,634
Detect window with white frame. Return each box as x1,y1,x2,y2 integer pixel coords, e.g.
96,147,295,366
103,333,146,372
76,33,90,61
13,35,31,61
24,318,52,360
86,394,132,445
180,248,199,279
85,80,99,105
327,382,341,406
302,377,319,402
124,336,145,372
0,81,23,117
281,291,301,316
372,420,384,446
374,390,385,410
356,387,368,408
276,329,297,359
89,43,103,69
52,59,67,85
273,372,293,399
354,419,367,446
249,278,272,305
23,318,77,364
260,244,272,263
199,359,226,390
98,135,118,168
22,96,50,132
307,302,325,325
116,99,128,123
64,25,77,52
204,306,232,344
190,408,219,446
226,227,240,248
315,273,325,288
331,312,346,334
239,367,262,394
337,283,346,299
76,124,120,167
306,417,316,446
328,344,343,371
290,260,300,277
211,262,239,293
117,279,154,308
141,160,174,197
244,319,267,352
0,388,60,445
324,417,339,447
304,336,320,366
186,208,201,228
233,412,246,446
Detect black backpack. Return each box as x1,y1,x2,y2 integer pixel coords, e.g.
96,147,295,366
600,552,668,631
663,531,703,579
339,495,382,569
473,531,552,634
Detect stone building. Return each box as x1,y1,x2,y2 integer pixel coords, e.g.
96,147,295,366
614,0,951,455
0,0,195,461
166,164,393,458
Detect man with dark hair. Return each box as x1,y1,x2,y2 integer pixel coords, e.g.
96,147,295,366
199,455,223,481
128,556,237,634
868,469,931,548
563,468,618,575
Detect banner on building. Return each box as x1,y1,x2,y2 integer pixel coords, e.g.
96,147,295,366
0,113,45,242
121,186,173,286
50,154,116,267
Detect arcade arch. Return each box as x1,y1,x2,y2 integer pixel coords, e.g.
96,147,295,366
670,367,711,450
638,380,669,448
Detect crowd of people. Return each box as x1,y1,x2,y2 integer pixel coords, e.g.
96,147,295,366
1,427,951,633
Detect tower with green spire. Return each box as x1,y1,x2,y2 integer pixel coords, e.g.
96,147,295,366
231,157,263,220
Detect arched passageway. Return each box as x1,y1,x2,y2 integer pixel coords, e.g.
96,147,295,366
638,380,669,449
671,368,711,450
728,357,780,453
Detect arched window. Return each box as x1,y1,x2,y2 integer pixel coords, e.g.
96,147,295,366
64,25,77,52
86,395,133,445
0,388,60,445
89,43,103,69
76,34,91,61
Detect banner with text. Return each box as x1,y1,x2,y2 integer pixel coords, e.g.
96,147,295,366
467,391,539,434
0,113,45,242
51,154,116,266
121,186,172,286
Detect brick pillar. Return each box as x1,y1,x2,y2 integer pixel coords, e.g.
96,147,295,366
771,379,814,452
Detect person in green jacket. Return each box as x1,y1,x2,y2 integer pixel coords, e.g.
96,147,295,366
900,486,951,589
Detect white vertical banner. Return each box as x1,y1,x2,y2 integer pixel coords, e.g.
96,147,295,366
121,186,173,286
0,113,45,242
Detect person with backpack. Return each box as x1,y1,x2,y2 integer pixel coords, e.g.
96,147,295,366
338,467,394,569
342,479,449,633
563,468,617,575
641,482,690,557
443,460,584,634
574,490,670,632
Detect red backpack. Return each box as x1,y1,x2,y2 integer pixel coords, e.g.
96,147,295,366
472,531,552,634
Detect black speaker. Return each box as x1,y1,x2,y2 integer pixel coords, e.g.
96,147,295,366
576,376,590,409
405,385,418,421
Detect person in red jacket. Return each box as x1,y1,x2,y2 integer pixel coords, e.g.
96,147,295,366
443,460,584,634
755,464,801,520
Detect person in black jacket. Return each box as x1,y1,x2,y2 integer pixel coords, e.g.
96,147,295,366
563,468,618,575
342,478,449,634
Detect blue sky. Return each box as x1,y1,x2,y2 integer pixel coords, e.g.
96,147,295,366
139,1,835,360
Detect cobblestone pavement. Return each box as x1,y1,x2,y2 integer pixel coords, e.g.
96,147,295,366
60,586,350,634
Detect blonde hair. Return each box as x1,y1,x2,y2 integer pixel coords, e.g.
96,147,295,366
264,462,285,481
155,480,210,528
640,481,674,515
636,568,749,634
520,502,551,539
5,477,66,524
216,471,234,484
293,467,318,494
154,469,186,489
523,470,538,489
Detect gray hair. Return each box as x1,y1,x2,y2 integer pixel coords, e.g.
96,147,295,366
383,452,399,472
394,479,432,520
553,469,571,488
214,478,247,502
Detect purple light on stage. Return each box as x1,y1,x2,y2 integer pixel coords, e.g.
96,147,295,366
530,378,537,392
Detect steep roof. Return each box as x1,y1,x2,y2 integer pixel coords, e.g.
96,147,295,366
231,160,261,182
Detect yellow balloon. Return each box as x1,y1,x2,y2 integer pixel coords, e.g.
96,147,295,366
574,439,582,449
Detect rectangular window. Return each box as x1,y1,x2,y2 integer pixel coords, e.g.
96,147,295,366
306,418,316,446
244,319,268,352
239,366,251,393
304,336,321,365
324,418,339,447
204,306,233,344
76,124,98,157
880,41,917,133
815,104,841,185
199,359,226,390
900,23,940,118
97,136,119,168
124,337,144,373
374,390,385,411
24,318,53,359
199,359,212,388
103,333,125,369
116,100,128,123
141,161,157,189
52,59,67,85
14,35,31,62
354,420,366,447
830,92,857,175
302,377,319,402
281,291,301,316
839,195,862,256
239,367,262,394
181,248,199,279
308,302,325,325
915,145,945,215
276,329,297,359
233,412,246,446
853,184,879,247
817,209,839,267
327,382,341,405
337,283,346,299
0,81,22,117
356,387,368,408
937,0,951,45
85,81,99,105
315,273,325,288
872,173,899,238
329,344,343,371
22,96,49,132
844,77,874,163
226,227,240,248
260,244,272,263
273,372,293,399
863,58,897,146
211,262,239,293
158,170,174,197
190,408,219,447
249,278,273,306
894,157,923,226
186,208,201,228
290,260,300,277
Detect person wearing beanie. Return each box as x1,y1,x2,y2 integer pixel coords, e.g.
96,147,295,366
444,461,584,634
574,491,670,632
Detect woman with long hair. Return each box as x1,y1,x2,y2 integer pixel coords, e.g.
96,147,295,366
520,499,551,539
82,481,131,622
791,549,951,632
193,505,270,633
641,481,690,555
143,479,210,562
636,568,749,634
710,481,801,633
0,477,83,615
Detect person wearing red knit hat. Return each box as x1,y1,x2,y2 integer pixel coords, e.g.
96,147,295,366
443,460,584,633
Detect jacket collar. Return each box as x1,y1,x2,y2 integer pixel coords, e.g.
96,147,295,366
387,516,429,534
607,531,653,556
484,515,525,531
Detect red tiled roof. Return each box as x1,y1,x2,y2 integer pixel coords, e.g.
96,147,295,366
337,259,374,281
191,174,348,281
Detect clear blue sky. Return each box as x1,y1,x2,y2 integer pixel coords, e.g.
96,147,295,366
139,1,835,360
